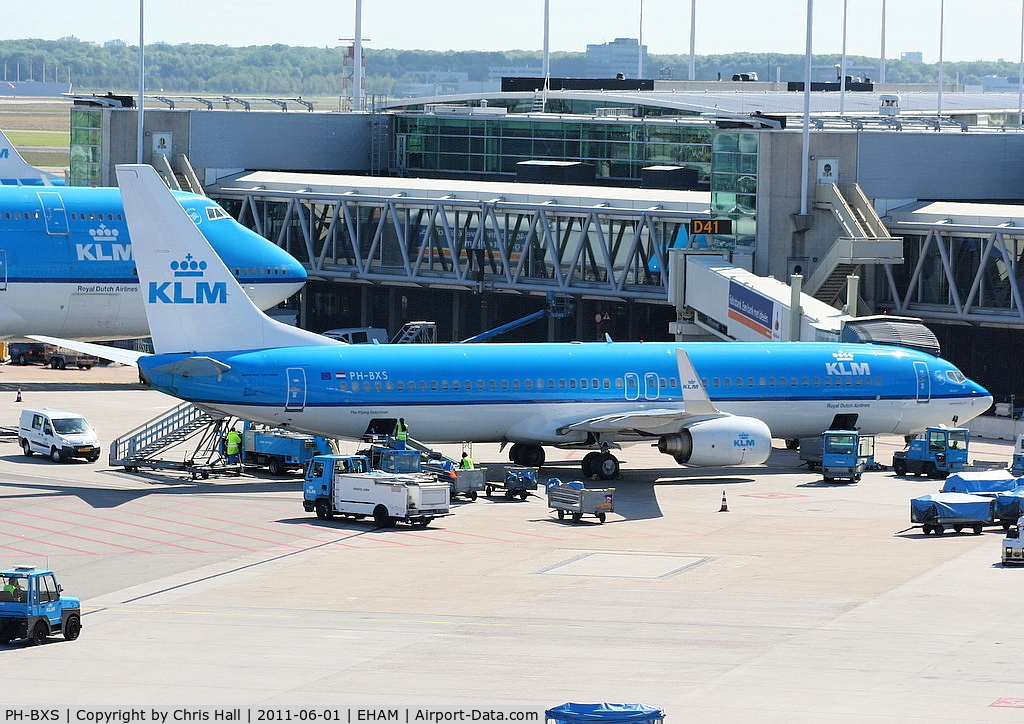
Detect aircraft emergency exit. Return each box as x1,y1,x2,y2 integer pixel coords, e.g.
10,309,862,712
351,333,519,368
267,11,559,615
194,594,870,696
54,164,993,479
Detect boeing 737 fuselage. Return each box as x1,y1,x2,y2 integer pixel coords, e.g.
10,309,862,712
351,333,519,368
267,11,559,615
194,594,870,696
52,165,994,479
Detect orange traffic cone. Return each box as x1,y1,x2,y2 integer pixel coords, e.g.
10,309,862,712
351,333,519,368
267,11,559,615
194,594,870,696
718,490,729,512
14,388,21,403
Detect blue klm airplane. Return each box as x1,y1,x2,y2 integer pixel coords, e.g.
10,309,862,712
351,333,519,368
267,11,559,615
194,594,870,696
47,164,994,478
0,134,305,340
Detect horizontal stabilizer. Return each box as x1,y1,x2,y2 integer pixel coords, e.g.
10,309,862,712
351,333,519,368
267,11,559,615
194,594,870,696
150,356,231,377
27,335,148,366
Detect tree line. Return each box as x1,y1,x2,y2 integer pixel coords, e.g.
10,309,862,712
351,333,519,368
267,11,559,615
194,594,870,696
0,38,1017,96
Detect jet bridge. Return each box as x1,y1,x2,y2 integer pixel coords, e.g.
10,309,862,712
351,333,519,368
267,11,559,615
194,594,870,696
669,251,939,355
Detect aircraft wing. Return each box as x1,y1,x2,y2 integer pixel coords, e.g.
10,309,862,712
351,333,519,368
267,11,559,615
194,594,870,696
556,408,707,436
27,335,148,366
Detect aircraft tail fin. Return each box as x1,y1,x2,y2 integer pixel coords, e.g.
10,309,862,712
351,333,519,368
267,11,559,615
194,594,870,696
0,129,62,185
115,164,336,355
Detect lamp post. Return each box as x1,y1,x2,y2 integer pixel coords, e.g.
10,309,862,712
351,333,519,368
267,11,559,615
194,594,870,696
137,0,145,164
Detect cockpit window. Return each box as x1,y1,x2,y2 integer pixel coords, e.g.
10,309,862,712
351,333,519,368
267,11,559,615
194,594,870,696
205,206,231,221
945,370,966,384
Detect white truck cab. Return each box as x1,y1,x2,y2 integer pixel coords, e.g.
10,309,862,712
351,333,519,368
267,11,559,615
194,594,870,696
19,408,100,463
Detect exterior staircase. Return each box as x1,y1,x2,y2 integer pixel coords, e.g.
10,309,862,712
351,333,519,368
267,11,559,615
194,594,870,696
109,402,232,474
807,183,903,306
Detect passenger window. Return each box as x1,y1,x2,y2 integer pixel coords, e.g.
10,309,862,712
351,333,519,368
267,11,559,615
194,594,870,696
430,380,438,391
768,378,775,387
581,379,588,389
747,377,754,387
713,377,720,387
396,381,404,391
592,378,599,389
701,377,709,387
724,378,731,387
419,381,427,391
501,380,509,390
802,377,809,386
524,379,532,389
512,380,520,390
603,379,610,389
569,379,576,389
489,380,496,390
779,377,787,387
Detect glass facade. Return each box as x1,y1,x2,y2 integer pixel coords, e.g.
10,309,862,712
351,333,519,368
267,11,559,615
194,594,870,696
709,131,758,251
395,114,713,186
69,108,103,187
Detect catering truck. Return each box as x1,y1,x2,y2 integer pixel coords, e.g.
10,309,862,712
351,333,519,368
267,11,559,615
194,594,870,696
302,454,451,527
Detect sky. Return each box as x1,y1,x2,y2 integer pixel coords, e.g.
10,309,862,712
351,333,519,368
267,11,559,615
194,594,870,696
4,0,1024,64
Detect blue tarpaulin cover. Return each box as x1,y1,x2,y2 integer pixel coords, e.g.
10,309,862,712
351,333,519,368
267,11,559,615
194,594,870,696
941,471,1020,494
995,485,1024,519
546,704,664,724
911,493,994,523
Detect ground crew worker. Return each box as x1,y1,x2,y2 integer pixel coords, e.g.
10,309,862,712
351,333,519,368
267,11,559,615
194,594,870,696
225,426,242,464
460,451,474,469
395,418,409,450
3,578,23,602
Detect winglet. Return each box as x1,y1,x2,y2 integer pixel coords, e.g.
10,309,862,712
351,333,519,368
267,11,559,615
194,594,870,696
676,348,719,415
115,164,335,354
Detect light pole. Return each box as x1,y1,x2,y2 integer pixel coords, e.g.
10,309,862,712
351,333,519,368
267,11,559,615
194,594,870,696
137,0,145,164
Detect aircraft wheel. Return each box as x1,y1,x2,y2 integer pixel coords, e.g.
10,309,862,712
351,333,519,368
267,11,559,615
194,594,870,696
518,445,545,468
595,453,619,480
785,438,799,450
508,443,523,464
581,452,601,477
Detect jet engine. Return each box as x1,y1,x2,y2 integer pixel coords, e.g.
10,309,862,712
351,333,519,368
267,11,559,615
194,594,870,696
657,416,772,467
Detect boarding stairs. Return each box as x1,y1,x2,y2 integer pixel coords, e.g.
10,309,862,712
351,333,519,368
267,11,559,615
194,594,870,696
109,402,238,478
809,183,903,306
391,321,438,344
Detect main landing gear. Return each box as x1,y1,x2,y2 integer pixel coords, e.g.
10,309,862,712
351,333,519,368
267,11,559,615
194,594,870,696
507,443,620,480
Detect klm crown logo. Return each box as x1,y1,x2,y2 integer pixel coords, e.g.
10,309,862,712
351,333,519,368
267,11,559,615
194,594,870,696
171,254,208,278
826,348,870,376
148,254,226,305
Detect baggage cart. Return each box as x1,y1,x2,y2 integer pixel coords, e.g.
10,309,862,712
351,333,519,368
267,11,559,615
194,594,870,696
546,479,615,523
485,465,538,500
450,467,486,501
910,492,995,535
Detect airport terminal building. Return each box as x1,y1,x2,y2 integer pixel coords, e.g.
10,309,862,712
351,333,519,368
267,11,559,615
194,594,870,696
69,84,1024,402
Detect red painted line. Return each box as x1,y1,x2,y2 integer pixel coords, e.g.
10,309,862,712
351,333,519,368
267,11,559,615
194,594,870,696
111,507,288,552
1,516,136,553
18,505,209,554
991,698,1024,708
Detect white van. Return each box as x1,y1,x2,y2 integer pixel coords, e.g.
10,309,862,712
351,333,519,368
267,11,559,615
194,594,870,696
19,408,101,463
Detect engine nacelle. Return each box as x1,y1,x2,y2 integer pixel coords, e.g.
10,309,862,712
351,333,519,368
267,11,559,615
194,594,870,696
658,416,772,467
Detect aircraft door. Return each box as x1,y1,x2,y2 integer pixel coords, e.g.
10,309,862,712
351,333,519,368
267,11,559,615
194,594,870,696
624,373,640,401
285,367,306,411
644,372,660,400
914,361,931,402
36,191,69,235
0,249,7,291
